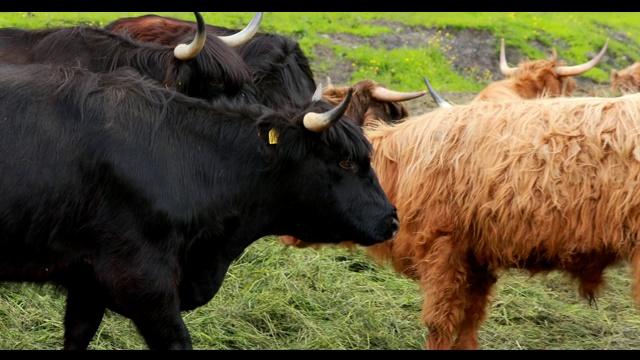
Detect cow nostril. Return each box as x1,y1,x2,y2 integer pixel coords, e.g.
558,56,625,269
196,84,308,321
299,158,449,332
390,217,400,238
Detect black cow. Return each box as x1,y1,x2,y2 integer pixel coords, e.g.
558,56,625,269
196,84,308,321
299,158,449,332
106,12,428,121
0,63,399,350
0,12,261,104
105,12,319,108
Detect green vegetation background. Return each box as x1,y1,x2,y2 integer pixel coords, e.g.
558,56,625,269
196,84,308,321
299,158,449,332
0,12,639,350
1,12,637,92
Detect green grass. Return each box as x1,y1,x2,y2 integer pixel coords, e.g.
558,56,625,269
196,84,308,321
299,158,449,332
1,12,639,91
2,239,640,349
1,12,640,350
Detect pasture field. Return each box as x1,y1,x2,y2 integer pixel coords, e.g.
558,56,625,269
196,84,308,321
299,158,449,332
1,12,640,350
2,12,639,93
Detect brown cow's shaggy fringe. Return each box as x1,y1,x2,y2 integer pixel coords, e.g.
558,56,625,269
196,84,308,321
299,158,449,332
362,94,640,349
283,93,640,349
611,62,640,94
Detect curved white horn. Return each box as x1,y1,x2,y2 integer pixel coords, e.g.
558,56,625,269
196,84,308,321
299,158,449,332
500,38,518,77
218,12,263,48
555,38,609,76
304,87,353,132
371,85,426,102
174,12,207,60
423,76,453,108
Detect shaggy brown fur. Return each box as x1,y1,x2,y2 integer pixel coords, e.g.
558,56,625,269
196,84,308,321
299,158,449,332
475,51,577,101
611,62,640,94
282,93,640,349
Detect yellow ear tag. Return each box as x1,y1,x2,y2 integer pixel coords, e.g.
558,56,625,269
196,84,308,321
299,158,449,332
268,128,279,144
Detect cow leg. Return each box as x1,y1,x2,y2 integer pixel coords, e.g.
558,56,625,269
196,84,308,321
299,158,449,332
419,235,467,350
451,265,497,350
570,266,606,309
631,247,640,308
63,286,107,350
126,289,192,350
106,258,191,349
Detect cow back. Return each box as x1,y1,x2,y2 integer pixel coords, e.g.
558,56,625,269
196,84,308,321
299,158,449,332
106,14,317,108
0,25,260,104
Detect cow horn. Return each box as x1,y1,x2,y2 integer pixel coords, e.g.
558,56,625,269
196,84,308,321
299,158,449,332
371,85,427,102
311,82,323,101
555,38,609,76
303,86,353,132
423,76,453,108
500,38,518,77
174,12,207,60
218,12,263,48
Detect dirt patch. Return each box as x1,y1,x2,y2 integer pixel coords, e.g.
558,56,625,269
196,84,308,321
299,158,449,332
308,21,618,115
311,24,502,86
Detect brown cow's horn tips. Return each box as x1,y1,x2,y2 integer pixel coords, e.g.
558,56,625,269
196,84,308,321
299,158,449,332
555,38,609,76
371,85,426,102
423,76,453,108
500,38,518,77
311,83,323,101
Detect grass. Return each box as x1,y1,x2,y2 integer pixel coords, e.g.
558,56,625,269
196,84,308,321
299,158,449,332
2,239,640,349
1,12,640,350
1,12,639,92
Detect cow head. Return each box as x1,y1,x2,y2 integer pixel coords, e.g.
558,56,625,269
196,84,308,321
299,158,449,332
107,12,262,104
321,77,426,126
107,12,262,50
610,62,640,94
497,38,609,99
257,83,400,246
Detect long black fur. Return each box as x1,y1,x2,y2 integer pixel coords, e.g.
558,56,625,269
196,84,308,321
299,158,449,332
0,25,260,104
0,63,397,350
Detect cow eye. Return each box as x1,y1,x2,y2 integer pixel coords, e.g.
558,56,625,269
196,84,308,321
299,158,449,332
339,159,358,172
